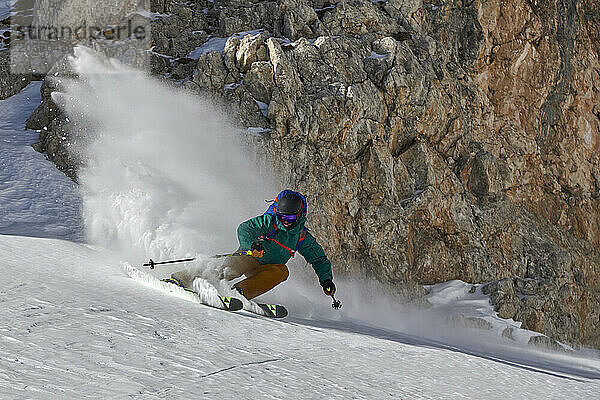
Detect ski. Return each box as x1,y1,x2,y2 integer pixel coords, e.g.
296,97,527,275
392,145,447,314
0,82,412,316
239,298,288,318
123,263,243,313
217,295,243,311
190,275,288,318
123,263,287,317
254,302,288,318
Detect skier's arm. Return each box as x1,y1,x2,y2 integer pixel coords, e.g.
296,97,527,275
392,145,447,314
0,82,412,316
298,231,333,284
237,214,271,250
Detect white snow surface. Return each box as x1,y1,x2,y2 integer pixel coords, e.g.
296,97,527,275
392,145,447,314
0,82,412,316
2,235,600,399
0,47,599,398
129,10,169,21
0,0,12,20
369,51,389,59
188,30,266,59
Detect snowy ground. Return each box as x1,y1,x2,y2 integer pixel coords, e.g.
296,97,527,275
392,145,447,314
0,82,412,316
2,234,599,399
0,59,599,398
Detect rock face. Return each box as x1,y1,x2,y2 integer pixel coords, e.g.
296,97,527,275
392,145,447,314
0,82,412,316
31,0,600,349
0,50,32,99
0,0,38,99
29,0,153,72
26,57,80,178
23,0,154,171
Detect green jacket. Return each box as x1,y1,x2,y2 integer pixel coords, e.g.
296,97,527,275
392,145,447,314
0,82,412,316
237,213,333,284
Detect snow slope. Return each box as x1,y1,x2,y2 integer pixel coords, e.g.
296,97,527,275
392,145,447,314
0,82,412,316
1,234,599,399
0,50,599,399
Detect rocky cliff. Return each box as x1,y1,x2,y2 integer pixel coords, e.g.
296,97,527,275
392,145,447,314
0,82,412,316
26,0,600,349
0,0,38,99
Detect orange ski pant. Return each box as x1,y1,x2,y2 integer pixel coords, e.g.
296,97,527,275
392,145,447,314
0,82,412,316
222,256,289,300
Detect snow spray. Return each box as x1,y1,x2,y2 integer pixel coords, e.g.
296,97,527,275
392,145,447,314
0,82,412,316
51,46,272,264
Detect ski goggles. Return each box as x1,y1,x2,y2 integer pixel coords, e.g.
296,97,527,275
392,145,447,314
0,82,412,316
277,213,299,223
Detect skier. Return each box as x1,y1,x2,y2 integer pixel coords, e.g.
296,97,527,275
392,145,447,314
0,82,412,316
166,190,336,300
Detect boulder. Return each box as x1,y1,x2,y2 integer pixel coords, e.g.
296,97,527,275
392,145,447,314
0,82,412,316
447,314,494,330
482,279,519,319
528,335,569,353
0,51,33,99
235,32,269,73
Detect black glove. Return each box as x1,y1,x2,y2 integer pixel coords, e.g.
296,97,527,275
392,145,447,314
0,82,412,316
250,241,264,258
321,279,336,296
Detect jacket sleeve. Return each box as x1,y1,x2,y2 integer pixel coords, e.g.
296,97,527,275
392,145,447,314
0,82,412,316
298,231,333,284
237,215,271,250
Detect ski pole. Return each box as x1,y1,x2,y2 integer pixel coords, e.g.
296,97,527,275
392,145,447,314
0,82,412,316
143,250,254,268
212,250,253,258
331,294,342,310
143,258,196,269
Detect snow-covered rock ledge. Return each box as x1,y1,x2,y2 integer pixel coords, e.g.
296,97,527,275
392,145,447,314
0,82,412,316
427,280,576,353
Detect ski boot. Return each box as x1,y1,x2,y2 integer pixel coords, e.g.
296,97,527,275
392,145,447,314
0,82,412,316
161,276,196,294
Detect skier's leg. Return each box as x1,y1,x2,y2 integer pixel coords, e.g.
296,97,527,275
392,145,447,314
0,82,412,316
169,256,260,288
220,255,262,280
233,264,289,300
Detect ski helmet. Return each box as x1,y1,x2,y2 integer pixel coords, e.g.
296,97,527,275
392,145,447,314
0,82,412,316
276,192,303,227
